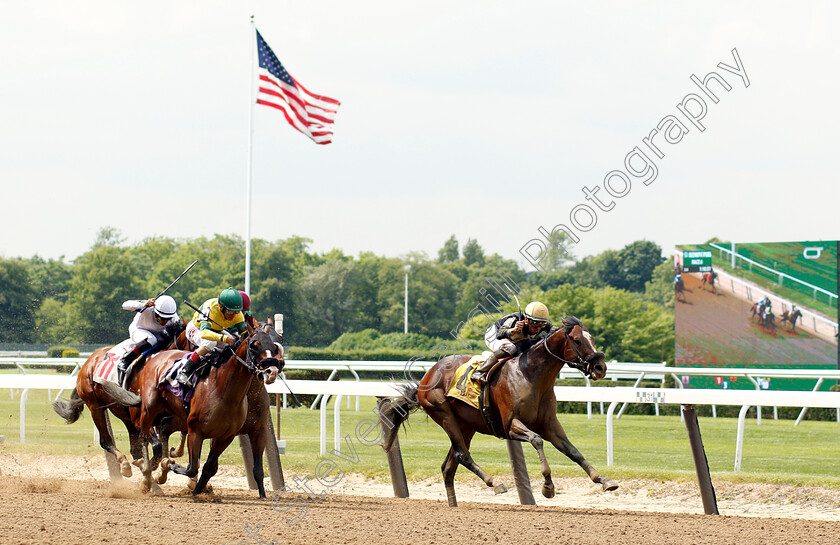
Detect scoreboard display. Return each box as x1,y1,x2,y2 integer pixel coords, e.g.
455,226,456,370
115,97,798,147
682,250,712,273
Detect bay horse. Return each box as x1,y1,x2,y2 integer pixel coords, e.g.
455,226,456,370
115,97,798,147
780,308,803,331
113,324,282,495
381,316,617,507
153,324,286,498
52,325,189,480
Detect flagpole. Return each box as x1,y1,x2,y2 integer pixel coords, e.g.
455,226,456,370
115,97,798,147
245,15,256,295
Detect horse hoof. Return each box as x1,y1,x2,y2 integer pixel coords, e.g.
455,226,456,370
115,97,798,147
150,482,164,496
602,479,619,491
131,459,144,469
493,484,508,495
542,484,555,499
120,463,133,478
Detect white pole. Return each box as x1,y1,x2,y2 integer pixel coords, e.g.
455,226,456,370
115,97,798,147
404,267,409,334
245,16,256,294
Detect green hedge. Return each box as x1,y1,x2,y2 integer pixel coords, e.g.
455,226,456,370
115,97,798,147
286,346,429,361
47,345,79,358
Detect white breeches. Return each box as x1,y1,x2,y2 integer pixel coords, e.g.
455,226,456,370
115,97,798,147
185,321,225,351
484,325,514,352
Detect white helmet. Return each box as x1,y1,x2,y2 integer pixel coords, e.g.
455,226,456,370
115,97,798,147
154,295,178,319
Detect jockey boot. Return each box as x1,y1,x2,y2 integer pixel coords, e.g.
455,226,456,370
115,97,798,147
175,352,202,388
471,348,510,385
117,339,153,388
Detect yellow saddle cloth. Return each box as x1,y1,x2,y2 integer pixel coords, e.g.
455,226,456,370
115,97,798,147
445,353,489,409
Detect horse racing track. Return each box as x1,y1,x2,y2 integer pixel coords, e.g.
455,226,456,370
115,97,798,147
1,455,839,545
675,273,836,369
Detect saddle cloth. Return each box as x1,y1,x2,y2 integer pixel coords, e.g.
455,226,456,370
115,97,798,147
159,357,194,403
445,352,492,409
94,339,134,383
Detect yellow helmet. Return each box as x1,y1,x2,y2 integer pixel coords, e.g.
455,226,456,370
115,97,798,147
524,301,549,322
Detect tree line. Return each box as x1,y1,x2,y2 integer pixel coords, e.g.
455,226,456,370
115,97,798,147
0,228,674,363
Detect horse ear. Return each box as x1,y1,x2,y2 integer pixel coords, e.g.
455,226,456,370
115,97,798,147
263,324,271,334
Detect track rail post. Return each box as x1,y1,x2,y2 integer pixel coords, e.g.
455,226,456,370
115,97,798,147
682,404,719,515
506,439,535,505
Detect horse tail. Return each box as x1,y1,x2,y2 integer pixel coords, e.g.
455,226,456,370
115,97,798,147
379,383,420,453
52,388,85,424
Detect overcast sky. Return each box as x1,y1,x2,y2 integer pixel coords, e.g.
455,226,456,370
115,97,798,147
2,2,837,270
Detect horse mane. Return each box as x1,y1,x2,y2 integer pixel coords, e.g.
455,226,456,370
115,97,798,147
561,315,582,334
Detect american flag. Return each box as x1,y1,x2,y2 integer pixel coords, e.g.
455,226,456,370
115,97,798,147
255,30,340,145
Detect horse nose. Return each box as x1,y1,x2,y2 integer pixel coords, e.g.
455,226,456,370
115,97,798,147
590,361,607,381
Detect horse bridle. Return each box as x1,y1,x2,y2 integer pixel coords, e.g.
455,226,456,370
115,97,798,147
230,330,282,375
543,327,604,377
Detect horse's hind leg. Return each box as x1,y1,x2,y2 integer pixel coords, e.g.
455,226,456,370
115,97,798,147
543,418,618,492
88,407,132,478
155,425,175,485
441,447,459,507
136,434,163,495
172,432,186,458
509,418,555,498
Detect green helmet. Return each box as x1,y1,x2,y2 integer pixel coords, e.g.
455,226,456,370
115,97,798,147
219,288,243,312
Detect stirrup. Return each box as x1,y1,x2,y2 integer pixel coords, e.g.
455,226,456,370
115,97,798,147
471,371,487,384
175,370,194,388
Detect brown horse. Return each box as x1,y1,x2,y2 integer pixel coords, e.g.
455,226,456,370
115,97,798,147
52,327,189,480
117,325,282,495
780,308,803,331
154,324,286,498
381,316,617,507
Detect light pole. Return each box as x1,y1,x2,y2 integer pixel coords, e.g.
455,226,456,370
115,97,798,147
404,264,411,334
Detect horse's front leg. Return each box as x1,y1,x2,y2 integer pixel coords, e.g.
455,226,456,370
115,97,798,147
170,430,203,479
542,417,618,492
248,430,268,499
508,418,554,498
193,436,236,495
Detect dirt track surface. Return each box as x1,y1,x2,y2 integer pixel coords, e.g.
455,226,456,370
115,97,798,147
2,455,840,545
2,477,840,545
675,273,836,366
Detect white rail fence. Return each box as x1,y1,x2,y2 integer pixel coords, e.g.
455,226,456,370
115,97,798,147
4,372,839,473
707,268,838,340
708,242,838,305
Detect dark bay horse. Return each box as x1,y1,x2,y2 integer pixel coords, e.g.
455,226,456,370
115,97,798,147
119,325,282,495
381,316,617,507
780,308,803,331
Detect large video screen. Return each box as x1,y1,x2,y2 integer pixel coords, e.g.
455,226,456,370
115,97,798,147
674,240,839,390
